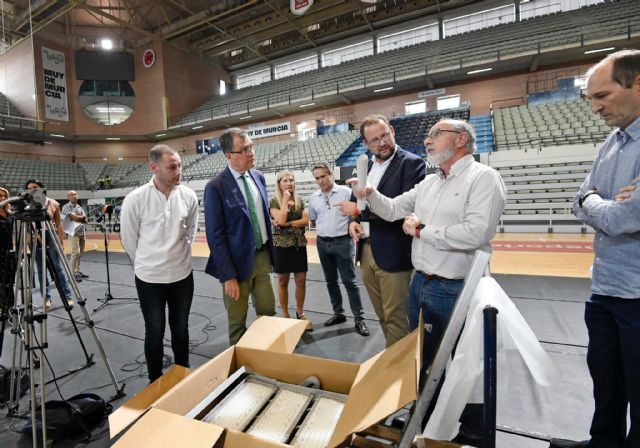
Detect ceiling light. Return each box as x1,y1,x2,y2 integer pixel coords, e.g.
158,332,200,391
156,133,166,137
240,115,253,120
373,87,394,93
50,133,65,138
467,67,493,75
299,102,315,108
584,47,615,54
106,137,120,141
101,39,113,50
192,125,203,130
96,107,126,112
118,157,124,161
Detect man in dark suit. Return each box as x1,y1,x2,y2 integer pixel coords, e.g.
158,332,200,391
340,114,426,347
204,128,276,345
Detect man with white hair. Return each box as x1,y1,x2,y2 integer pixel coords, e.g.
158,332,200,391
353,118,506,446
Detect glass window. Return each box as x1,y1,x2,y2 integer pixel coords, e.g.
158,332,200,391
437,95,460,110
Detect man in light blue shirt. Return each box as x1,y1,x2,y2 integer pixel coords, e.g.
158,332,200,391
308,162,368,336
551,49,640,448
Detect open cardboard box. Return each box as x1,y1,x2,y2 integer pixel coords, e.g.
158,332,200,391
111,316,421,447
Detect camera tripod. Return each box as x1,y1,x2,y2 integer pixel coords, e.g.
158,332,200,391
94,219,137,313
6,208,125,447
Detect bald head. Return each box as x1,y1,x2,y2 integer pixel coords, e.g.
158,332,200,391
67,190,78,204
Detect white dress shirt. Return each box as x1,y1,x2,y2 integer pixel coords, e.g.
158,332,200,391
228,166,268,245
120,179,199,284
361,151,395,238
367,154,506,279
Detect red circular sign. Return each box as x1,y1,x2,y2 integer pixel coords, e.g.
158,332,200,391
143,49,155,68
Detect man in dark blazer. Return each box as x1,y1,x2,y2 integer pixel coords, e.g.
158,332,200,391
340,114,426,347
204,128,276,345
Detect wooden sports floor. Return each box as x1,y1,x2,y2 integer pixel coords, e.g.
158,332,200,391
80,231,595,279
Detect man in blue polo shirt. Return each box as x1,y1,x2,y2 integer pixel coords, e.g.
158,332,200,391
308,162,368,337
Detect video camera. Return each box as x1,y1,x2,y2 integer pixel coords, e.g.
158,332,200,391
0,188,47,212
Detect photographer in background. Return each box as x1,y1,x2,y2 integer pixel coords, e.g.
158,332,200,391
25,179,75,309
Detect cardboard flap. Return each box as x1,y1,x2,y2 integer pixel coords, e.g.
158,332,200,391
223,429,290,447
109,365,191,438
113,408,223,448
328,329,421,447
236,316,307,353
155,347,235,415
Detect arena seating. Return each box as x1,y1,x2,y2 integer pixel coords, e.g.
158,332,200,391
493,99,611,150
0,158,86,193
0,92,36,131
482,145,598,232
171,0,639,128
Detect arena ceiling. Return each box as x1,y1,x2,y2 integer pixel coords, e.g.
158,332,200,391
1,0,486,71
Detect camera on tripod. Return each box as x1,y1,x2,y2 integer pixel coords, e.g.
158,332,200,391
0,188,48,213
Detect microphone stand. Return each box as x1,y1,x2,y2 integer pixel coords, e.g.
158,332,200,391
94,213,137,312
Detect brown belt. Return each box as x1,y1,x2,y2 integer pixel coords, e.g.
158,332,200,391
418,271,449,281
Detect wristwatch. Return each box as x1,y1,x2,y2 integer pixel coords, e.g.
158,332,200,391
414,224,425,238
579,190,598,208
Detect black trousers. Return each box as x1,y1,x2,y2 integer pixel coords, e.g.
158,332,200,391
135,272,194,382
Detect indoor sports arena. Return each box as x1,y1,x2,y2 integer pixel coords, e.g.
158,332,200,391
1,1,639,447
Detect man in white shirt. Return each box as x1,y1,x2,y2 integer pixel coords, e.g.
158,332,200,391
353,119,506,446
120,145,199,382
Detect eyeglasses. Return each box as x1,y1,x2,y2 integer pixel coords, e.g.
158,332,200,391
427,128,462,139
367,133,392,148
229,144,255,155
323,195,330,209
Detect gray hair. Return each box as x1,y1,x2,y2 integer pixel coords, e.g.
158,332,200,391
148,144,178,163
439,118,477,154
219,128,248,153
586,49,640,88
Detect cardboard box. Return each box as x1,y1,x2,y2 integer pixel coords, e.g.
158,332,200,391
111,316,421,447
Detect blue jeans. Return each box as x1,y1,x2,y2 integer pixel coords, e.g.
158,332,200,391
407,273,464,366
35,231,73,299
585,294,640,448
135,272,194,382
316,236,364,321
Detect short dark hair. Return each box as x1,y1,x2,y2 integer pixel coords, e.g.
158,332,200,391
219,128,248,153
588,49,640,88
148,144,178,163
312,161,332,175
359,114,390,140
25,178,45,189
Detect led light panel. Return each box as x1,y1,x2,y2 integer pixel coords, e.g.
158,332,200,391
291,396,345,448
247,388,312,443
202,379,275,431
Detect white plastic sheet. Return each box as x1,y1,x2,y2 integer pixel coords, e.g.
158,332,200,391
423,277,558,440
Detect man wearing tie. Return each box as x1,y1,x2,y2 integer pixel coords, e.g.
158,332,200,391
204,128,276,345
